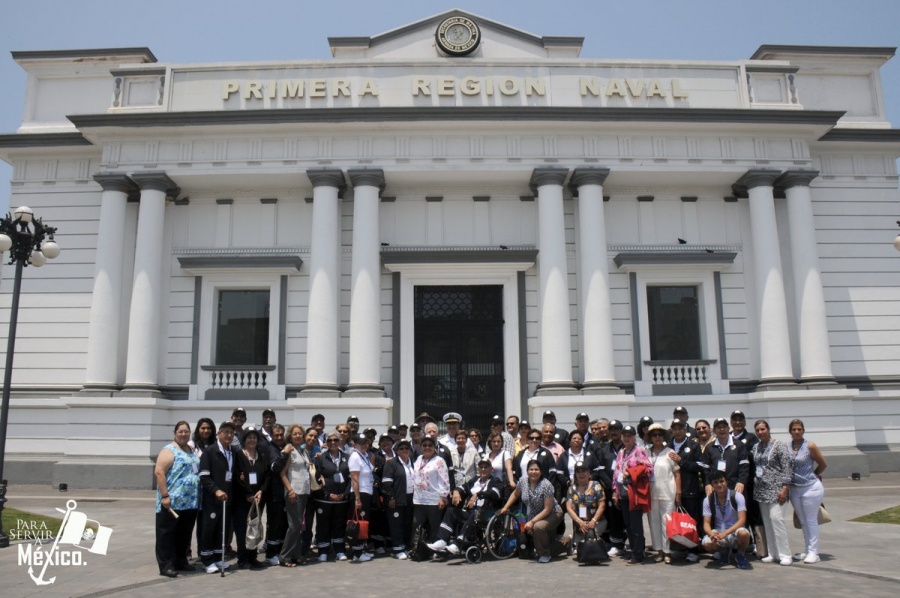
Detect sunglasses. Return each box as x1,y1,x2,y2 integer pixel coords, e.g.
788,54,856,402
327,439,339,443
528,436,541,441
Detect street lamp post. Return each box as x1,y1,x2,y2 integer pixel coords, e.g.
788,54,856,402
0,206,59,548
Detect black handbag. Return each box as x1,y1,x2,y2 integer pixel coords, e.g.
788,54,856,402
576,528,609,565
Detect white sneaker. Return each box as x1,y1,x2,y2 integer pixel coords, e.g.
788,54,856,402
318,553,328,562
446,543,461,556
354,553,373,562
607,546,620,557
686,553,699,563
426,539,448,552
780,557,793,566
336,552,348,561
266,555,280,566
793,552,807,561
205,563,220,574
375,547,386,555
394,551,408,560
216,561,229,569
760,556,775,563
803,553,820,564
538,554,551,563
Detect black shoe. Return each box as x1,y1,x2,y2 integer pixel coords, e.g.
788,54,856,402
248,559,265,570
160,569,178,578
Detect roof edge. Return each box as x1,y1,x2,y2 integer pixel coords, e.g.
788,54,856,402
751,44,896,61
67,107,845,129
11,47,157,63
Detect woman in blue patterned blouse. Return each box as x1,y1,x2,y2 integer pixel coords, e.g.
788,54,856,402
154,421,201,578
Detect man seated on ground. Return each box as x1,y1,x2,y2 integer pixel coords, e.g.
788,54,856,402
427,459,505,555
702,470,752,569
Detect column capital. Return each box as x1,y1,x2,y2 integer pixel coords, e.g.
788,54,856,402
93,172,137,194
347,168,386,194
735,169,781,190
306,168,347,198
569,167,610,194
776,169,819,191
130,171,177,194
529,167,569,195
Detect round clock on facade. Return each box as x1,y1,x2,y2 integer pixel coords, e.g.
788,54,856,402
435,16,481,56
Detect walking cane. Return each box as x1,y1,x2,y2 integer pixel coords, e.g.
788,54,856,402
220,498,227,577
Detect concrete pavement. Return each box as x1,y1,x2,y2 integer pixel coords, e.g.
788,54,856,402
1,473,899,597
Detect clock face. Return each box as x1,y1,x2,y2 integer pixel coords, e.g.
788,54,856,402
435,16,481,56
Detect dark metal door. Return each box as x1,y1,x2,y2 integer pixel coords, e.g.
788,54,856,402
414,285,504,434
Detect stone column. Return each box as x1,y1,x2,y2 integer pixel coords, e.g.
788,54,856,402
346,169,385,396
530,168,575,393
84,173,136,392
778,170,836,384
738,169,794,386
570,168,618,391
302,169,346,396
124,172,175,391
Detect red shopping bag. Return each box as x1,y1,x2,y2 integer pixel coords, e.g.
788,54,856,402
665,507,699,548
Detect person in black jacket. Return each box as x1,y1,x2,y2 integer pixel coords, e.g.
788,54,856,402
198,421,237,573
555,429,604,492
702,418,750,494
598,420,626,555
381,439,416,559
313,431,351,561
426,459,505,555
264,424,288,565
512,431,556,483
667,418,704,562
234,426,268,569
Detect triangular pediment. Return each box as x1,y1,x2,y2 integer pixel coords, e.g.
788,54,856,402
328,9,582,60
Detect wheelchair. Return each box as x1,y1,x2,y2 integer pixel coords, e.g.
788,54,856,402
411,509,524,564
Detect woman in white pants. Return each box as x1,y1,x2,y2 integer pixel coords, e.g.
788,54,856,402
751,420,793,566
646,423,680,564
788,419,827,564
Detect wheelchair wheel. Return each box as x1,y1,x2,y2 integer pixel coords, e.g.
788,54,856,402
465,545,483,564
485,512,520,560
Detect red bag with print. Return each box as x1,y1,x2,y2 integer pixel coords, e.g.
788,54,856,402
665,507,699,548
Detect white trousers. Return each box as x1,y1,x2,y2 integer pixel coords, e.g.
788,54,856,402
649,497,675,553
790,479,824,556
759,500,791,560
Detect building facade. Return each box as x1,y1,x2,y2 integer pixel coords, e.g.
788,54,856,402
1,10,900,487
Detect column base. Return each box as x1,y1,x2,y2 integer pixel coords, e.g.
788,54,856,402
534,381,578,396
79,384,119,397
299,384,342,397
580,381,624,395
343,384,386,398
798,376,842,388
755,378,797,391
118,385,163,398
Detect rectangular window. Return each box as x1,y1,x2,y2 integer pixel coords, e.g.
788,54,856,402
647,285,701,360
215,290,270,365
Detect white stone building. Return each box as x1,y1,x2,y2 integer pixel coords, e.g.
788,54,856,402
1,10,899,487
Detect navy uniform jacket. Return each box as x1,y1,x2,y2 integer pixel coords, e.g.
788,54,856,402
595,441,622,493
701,439,750,488
555,449,605,490
199,441,237,507
453,475,505,510
314,449,351,496
670,437,705,498
380,457,415,506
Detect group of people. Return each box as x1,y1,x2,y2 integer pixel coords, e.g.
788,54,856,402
153,405,827,576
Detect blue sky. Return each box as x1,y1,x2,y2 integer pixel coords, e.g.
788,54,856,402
1,0,899,213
